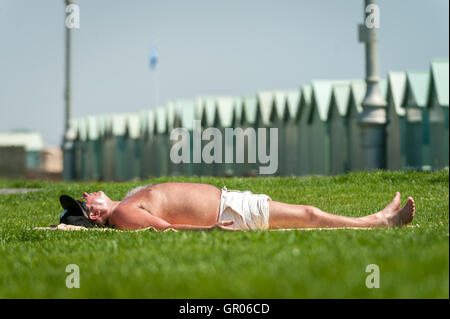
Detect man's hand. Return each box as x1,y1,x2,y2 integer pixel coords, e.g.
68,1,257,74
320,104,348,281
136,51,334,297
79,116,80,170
209,220,236,231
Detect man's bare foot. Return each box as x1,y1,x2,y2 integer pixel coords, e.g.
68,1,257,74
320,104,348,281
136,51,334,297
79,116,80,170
377,193,415,227
383,191,402,213
363,193,415,227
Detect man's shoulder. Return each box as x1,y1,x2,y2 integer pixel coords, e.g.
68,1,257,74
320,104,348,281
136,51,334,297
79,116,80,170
109,202,137,226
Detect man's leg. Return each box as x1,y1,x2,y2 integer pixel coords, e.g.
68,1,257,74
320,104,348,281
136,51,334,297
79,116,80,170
268,192,415,229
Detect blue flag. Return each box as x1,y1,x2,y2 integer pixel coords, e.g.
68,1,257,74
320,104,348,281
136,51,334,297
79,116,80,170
150,47,158,70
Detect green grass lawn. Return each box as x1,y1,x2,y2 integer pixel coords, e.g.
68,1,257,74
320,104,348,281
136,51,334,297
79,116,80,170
0,170,448,298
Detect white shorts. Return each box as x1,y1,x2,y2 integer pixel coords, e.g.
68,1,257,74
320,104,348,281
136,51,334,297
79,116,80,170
217,186,271,230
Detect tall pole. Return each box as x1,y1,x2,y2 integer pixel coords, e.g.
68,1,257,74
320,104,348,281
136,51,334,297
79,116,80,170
357,0,387,169
62,0,75,180
64,0,73,133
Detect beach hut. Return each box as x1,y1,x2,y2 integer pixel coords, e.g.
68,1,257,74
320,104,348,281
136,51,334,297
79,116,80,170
329,82,351,175
284,89,301,176
308,80,338,175
153,107,169,177
62,119,77,180
385,72,407,170
233,97,243,127
215,96,235,176
229,97,244,177
95,115,108,181
124,113,141,180
166,100,182,176
256,91,277,176
240,95,258,176
200,97,218,176
347,80,366,171
107,114,128,181
192,97,207,176
139,109,155,179
73,117,87,180
177,99,196,176
84,116,101,180
272,90,291,176
296,85,313,176
403,71,430,170
101,115,115,181
427,59,449,169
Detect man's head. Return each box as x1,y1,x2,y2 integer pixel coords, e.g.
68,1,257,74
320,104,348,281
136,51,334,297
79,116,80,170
82,191,115,226
59,191,116,227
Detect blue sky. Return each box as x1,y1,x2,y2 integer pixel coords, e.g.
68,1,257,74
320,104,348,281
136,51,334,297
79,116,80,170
0,0,448,146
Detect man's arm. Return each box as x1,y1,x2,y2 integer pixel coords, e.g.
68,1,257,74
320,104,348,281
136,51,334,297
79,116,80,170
110,206,171,230
110,206,235,231
170,221,235,231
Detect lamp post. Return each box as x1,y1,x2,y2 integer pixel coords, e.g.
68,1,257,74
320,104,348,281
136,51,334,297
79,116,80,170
357,0,387,169
64,0,73,133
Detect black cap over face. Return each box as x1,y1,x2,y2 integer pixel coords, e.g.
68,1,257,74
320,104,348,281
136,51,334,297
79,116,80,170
59,195,95,228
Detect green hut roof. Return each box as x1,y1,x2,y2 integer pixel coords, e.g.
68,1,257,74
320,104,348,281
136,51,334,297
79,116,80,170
201,97,217,127
273,90,288,121
257,91,275,125
166,101,176,130
301,85,312,105
86,116,99,141
140,109,155,137
332,82,351,117
95,114,108,139
139,110,147,135
76,117,88,141
349,80,366,113
194,97,207,121
196,96,224,126
216,96,235,127
177,99,196,130
125,113,141,139
405,71,430,108
110,114,127,137
430,59,449,107
296,85,312,122
311,80,348,122
233,97,243,125
387,72,407,116
241,95,258,125
311,80,333,122
285,89,301,120
166,100,182,131
154,107,167,134
102,115,112,136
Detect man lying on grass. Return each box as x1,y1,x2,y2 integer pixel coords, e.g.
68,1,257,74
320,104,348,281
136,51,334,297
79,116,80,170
59,182,415,231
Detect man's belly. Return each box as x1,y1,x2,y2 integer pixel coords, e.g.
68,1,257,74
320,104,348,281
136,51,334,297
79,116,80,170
144,183,222,226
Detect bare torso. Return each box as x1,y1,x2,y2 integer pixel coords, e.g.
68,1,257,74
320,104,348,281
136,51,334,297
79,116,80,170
115,182,222,226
